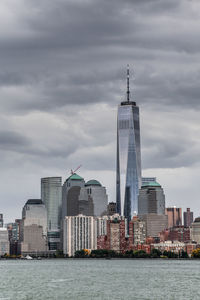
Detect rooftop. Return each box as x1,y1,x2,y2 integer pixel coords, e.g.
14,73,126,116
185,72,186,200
85,180,101,187
67,173,84,181
25,199,43,205
142,181,161,188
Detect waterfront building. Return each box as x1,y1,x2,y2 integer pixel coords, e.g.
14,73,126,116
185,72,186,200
159,226,190,243
41,177,62,251
0,214,3,227
97,214,128,253
184,208,193,227
63,215,96,257
0,228,9,255
21,224,47,255
107,202,116,216
138,180,165,215
165,207,182,228
22,199,47,235
116,67,141,220
129,216,146,246
191,217,200,244
85,180,108,216
140,214,168,238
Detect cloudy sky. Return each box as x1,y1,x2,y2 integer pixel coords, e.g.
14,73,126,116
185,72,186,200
1,0,200,223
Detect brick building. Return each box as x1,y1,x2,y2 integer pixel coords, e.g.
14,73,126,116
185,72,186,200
159,226,190,243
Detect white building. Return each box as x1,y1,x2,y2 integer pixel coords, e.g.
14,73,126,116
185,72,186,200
0,228,9,255
63,215,96,257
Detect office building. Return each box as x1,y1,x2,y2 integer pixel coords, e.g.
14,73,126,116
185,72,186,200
22,199,47,235
116,67,141,220
184,208,193,227
41,177,62,250
21,224,47,255
107,202,116,216
63,215,96,257
138,180,165,215
62,173,85,218
129,216,146,246
0,228,9,255
0,214,3,228
140,214,168,238
85,180,108,216
191,217,200,244
165,207,182,228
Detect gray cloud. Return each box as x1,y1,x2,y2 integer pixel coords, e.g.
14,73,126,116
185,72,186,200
0,0,200,221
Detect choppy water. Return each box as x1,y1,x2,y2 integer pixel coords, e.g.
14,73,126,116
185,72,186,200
0,259,200,299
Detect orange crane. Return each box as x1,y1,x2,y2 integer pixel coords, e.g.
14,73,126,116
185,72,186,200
71,165,82,175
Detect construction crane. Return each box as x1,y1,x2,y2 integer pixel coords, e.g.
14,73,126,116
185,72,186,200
71,165,82,175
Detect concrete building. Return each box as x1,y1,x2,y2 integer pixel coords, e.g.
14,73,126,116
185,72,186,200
138,181,165,215
191,217,200,244
129,216,146,246
62,173,85,218
22,199,47,235
116,67,141,220
107,202,116,216
97,215,128,253
140,214,168,238
21,224,47,255
0,214,3,228
0,228,9,255
41,177,62,251
165,207,182,228
184,208,193,227
63,215,96,257
85,180,108,216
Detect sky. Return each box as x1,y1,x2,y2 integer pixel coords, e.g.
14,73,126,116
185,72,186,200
1,0,200,223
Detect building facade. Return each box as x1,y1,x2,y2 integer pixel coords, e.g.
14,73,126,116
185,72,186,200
21,224,47,255
184,208,193,227
138,181,165,215
85,180,108,216
41,177,62,251
116,67,141,220
165,207,182,228
0,228,9,255
0,214,3,228
63,215,96,257
191,217,200,244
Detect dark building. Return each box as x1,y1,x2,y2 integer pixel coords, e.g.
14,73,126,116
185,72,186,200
138,181,165,215
184,208,193,227
0,214,3,228
160,226,190,243
107,202,116,216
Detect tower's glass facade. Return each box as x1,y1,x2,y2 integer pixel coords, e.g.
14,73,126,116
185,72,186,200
116,70,141,221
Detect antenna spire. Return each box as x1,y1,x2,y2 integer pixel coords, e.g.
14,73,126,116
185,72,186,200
127,64,130,102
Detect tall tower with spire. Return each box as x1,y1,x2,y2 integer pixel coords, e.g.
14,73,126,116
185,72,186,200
116,66,141,221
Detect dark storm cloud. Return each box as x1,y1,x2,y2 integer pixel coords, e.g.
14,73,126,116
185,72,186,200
1,0,200,221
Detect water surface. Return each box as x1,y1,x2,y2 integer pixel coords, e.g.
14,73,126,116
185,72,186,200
0,259,199,299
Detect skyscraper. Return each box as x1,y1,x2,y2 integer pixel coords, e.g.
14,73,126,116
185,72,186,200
116,67,141,220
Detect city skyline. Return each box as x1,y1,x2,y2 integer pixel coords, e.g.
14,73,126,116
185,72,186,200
1,0,200,222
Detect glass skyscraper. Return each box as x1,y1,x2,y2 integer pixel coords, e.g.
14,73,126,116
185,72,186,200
116,67,141,221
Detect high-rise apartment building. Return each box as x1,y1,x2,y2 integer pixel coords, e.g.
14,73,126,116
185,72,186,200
191,217,200,244
41,177,62,250
63,215,96,257
184,208,193,227
0,228,9,255
165,207,182,228
116,67,141,220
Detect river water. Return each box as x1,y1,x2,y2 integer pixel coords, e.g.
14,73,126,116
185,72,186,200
0,258,200,299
